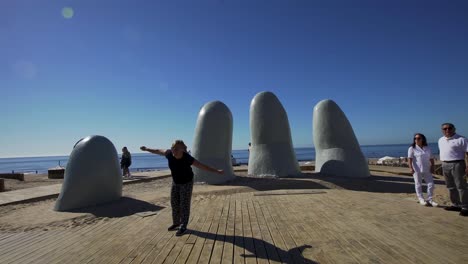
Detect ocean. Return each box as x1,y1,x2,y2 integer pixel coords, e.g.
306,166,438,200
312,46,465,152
0,143,439,174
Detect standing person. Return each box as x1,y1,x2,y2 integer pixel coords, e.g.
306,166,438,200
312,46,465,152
140,140,224,236
408,133,437,206
121,147,132,179
438,123,468,216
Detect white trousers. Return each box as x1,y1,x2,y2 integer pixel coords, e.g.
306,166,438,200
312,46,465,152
413,172,434,201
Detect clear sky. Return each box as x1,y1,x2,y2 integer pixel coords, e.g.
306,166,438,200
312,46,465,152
1,0,467,158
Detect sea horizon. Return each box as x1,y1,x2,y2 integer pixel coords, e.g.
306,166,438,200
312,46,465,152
0,142,438,160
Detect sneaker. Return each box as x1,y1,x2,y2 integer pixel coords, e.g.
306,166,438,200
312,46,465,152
444,206,462,212
418,198,426,206
427,200,438,207
167,224,179,231
176,226,187,236
460,209,468,217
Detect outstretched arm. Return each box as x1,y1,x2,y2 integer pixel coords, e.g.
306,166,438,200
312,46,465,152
192,160,224,174
140,146,169,156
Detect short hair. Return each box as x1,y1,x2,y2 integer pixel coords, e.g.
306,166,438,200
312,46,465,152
172,140,187,151
441,123,455,129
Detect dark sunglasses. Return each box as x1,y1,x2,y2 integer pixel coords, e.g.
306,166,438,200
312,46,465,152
414,137,422,140
442,127,453,131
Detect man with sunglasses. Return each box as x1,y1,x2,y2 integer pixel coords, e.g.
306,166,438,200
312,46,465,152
438,123,468,216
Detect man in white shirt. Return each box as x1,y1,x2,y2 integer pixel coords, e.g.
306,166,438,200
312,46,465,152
438,123,468,216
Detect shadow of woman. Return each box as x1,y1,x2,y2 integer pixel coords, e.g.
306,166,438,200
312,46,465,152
190,230,318,263
68,197,165,218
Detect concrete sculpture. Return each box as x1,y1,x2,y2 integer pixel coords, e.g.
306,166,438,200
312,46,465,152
248,91,301,177
313,99,370,177
192,101,235,184
55,135,122,211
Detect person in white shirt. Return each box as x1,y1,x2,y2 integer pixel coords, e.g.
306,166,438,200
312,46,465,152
408,133,437,206
438,123,468,217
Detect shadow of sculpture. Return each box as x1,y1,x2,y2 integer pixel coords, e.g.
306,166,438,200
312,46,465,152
226,174,330,192
302,173,445,194
190,230,318,263
68,197,165,218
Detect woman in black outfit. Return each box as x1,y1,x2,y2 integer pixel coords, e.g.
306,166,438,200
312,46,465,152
140,140,223,236
120,147,132,178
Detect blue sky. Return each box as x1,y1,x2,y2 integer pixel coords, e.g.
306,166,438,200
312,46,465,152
1,0,467,158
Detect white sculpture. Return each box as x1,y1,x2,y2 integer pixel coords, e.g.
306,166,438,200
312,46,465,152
313,99,370,177
192,101,235,184
55,135,122,211
248,91,301,177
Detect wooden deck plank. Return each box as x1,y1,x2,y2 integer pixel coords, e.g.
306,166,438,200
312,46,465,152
92,211,170,264
246,199,268,264
251,199,281,264
310,193,415,264
283,194,367,264
20,220,114,264
36,219,127,264
265,195,322,264
161,199,210,264
54,216,138,264
196,196,228,264
141,200,205,264
125,209,173,263
232,196,245,264
173,199,210,264
241,199,257,264
209,195,231,263
116,199,201,264
256,197,295,264
1,184,468,264
0,227,66,256
221,195,236,264
184,196,223,264
84,217,149,263
1,230,67,264
326,191,466,264
117,206,172,264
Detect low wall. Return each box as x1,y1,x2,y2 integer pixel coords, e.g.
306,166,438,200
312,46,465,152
0,179,4,192
48,168,65,179
0,173,25,181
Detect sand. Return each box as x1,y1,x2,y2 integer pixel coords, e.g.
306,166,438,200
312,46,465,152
0,169,453,232
1,173,63,192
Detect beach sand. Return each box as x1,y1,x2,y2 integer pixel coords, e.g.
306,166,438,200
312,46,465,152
1,173,63,192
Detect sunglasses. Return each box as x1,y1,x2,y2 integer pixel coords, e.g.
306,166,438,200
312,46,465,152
414,137,422,140
442,127,453,131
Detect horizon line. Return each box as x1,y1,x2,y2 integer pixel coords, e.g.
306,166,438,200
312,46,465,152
0,142,439,159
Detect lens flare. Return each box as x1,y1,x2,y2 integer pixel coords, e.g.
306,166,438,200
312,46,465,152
62,7,74,19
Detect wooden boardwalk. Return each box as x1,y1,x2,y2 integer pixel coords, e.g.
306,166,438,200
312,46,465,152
0,189,467,264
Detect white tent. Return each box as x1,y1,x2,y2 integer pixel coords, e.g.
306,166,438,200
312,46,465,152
377,156,398,164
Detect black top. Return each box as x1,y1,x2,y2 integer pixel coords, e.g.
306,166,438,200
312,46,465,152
121,152,132,166
165,151,195,184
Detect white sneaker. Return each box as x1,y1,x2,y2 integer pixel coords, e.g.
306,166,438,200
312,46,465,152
428,200,438,207
418,198,426,205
